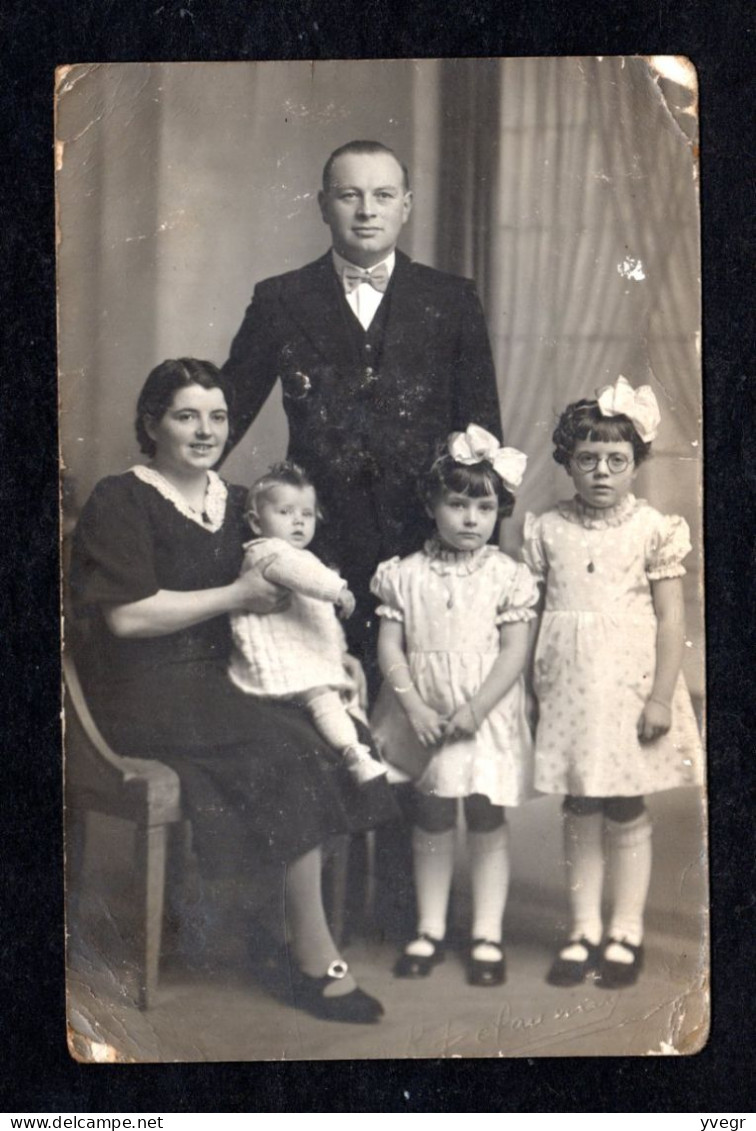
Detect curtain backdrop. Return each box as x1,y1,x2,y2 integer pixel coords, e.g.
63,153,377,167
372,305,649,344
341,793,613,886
57,57,701,689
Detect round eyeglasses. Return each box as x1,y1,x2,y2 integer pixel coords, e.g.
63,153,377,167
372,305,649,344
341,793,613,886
572,452,632,474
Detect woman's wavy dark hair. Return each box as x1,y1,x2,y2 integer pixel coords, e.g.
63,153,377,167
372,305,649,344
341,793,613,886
552,399,652,469
135,358,232,457
420,447,516,521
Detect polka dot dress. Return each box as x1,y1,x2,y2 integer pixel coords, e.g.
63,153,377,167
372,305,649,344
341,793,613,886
522,495,704,797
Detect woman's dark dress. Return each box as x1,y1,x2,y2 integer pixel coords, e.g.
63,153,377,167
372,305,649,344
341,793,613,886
70,471,395,878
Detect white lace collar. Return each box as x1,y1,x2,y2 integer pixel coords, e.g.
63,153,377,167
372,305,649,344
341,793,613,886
557,493,641,531
423,535,496,578
129,465,228,532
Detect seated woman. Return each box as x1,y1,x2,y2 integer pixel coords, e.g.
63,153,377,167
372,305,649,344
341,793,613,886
69,357,396,1024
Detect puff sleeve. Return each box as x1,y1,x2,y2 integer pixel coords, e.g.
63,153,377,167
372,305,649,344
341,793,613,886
521,512,548,580
70,476,161,612
646,514,692,580
370,556,405,621
495,559,540,624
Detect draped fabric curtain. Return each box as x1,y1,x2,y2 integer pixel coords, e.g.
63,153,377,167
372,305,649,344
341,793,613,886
411,58,700,511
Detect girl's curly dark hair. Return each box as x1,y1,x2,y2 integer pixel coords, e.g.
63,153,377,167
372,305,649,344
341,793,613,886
420,448,515,520
552,399,652,469
135,358,232,457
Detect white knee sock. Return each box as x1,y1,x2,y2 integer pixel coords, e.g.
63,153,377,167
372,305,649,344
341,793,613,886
562,809,605,955
307,689,360,751
605,811,653,952
469,825,510,950
407,826,455,953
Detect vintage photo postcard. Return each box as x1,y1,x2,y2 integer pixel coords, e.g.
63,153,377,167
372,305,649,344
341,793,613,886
58,57,707,1062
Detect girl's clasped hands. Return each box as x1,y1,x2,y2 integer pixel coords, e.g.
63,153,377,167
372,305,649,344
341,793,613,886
391,664,478,747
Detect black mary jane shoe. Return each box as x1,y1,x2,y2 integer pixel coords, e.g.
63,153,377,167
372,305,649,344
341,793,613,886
394,933,446,978
546,937,601,987
293,960,384,1024
468,939,507,987
596,938,644,989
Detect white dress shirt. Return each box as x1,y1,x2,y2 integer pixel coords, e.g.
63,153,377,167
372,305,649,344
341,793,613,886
331,250,396,331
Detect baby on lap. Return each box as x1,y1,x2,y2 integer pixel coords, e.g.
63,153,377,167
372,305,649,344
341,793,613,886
228,461,386,787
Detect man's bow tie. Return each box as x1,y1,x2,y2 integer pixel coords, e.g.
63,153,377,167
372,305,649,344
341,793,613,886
341,263,390,295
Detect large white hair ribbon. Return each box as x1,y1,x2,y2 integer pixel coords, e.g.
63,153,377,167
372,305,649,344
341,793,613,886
447,423,528,491
596,375,661,443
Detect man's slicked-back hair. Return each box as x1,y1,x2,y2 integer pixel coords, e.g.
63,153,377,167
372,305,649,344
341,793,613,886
322,140,410,192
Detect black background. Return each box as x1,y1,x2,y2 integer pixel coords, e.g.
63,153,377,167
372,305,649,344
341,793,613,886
1,0,753,1113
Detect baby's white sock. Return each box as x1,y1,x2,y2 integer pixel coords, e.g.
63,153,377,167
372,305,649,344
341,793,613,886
307,688,360,750
605,811,652,958
469,825,509,957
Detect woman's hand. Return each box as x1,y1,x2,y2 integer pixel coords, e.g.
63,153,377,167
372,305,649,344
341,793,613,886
343,654,368,711
406,702,447,749
235,553,291,614
637,698,672,743
444,703,479,742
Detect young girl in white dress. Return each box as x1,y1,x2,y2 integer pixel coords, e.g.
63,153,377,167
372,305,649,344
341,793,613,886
522,377,704,989
370,425,539,987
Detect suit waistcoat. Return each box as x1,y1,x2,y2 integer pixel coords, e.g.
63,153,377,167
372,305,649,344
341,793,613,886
334,268,394,375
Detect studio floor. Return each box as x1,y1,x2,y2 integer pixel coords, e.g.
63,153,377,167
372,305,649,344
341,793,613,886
66,789,709,1063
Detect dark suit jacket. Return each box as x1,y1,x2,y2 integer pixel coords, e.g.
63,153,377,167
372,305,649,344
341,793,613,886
223,250,500,664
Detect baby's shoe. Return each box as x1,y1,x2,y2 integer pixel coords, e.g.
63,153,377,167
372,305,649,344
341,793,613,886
343,743,387,786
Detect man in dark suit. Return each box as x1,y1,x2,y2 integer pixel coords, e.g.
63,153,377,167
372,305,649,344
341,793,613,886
223,140,501,688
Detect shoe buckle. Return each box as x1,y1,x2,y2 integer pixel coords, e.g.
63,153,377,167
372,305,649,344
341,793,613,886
326,959,349,980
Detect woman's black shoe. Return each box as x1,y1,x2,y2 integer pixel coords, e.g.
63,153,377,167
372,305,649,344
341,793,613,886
546,937,600,986
394,933,445,978
468,939,506,987
596,938,644,989
293,960,384,1023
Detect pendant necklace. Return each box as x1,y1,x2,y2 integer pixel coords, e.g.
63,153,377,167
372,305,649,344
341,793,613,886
581,531,595,573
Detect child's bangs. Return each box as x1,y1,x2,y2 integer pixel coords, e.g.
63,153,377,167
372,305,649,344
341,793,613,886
445,463,499,498
580,416,636,445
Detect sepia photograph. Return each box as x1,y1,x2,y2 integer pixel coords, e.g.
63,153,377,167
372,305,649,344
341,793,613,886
57,56,707,1062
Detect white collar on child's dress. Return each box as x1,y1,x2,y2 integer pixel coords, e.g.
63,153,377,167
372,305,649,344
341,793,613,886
558,493,641,530
423,535,498,577
129,465,227,532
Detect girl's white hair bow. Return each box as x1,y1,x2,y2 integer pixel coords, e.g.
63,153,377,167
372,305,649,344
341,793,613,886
596,375,661,443
447,423,528,491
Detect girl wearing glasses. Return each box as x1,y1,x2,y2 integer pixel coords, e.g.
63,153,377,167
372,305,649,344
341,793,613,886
523,377,703,989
